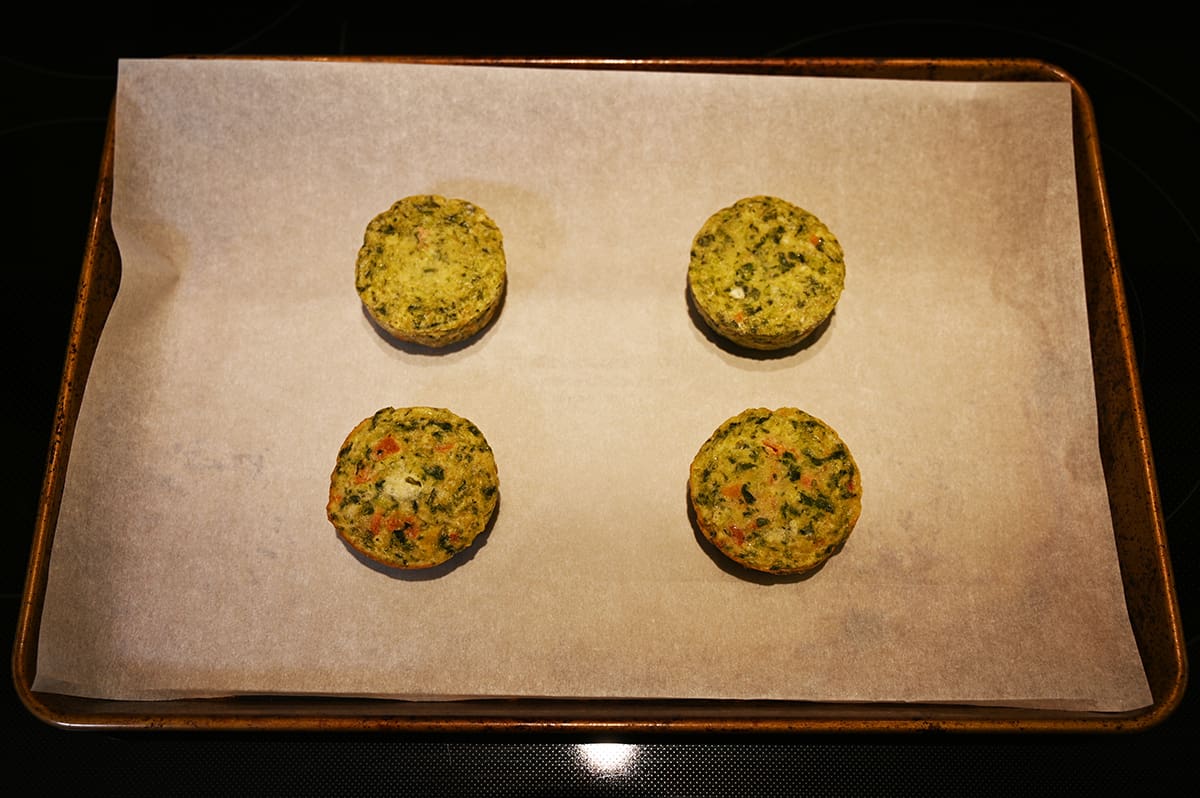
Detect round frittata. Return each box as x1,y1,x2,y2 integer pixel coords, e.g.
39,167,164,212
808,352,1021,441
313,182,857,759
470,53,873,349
327,406,500,569
355,195,507,347
688,195,846,350
688,407,862,575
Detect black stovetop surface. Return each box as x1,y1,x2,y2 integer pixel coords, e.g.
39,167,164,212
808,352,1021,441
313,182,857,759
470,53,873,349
5,5,1194,794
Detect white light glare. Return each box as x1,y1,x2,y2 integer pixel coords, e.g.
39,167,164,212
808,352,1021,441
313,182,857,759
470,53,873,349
576,742,639,774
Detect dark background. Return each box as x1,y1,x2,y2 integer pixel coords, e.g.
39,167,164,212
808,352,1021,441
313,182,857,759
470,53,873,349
4,3,1195,794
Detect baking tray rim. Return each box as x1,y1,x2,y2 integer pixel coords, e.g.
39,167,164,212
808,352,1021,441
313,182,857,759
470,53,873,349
11,55,1188,734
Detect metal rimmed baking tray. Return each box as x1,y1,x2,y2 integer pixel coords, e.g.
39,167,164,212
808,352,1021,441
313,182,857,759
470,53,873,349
12,56,1186,733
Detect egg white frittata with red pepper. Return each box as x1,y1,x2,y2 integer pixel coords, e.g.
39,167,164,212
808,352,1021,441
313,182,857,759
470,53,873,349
327,407,499,569
689,407,861,574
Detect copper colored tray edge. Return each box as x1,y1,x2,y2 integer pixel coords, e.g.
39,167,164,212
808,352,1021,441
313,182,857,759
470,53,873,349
11,56,1187,734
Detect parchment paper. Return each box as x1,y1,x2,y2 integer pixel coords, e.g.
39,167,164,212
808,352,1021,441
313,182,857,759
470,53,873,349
34,58,1152,710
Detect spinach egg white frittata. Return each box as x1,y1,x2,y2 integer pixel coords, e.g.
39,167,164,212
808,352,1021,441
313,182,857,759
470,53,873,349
689,407,861,575
327,407,499,569
688,195,846,350
355,195,507,347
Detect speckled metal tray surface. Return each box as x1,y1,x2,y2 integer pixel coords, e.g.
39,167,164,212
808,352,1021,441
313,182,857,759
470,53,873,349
12,56,1186,734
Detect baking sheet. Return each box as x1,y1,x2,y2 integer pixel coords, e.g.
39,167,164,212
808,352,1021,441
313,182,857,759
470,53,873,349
32,58,1152,711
